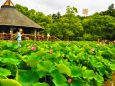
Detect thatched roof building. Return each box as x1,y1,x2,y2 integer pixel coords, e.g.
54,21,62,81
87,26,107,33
0,0,43,34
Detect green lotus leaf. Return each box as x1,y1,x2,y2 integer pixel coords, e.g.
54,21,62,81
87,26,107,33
52,71,69,86
71,66,82,77
94,73,104,83
6,43,13,48
0,68,11,78
56,63,71,76
83,70,95,80
37,61,54,73
33,82,49,86
18,70,39,86
110,61,115,71
0,79,22,86
70,80,85,86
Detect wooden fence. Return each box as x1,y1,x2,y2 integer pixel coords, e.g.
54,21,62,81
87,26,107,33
0,33,60,41
103,73,115,86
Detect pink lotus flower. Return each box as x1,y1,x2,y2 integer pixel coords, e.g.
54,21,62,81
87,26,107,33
67,78,72,83
49,49,53,54
31,46,36,51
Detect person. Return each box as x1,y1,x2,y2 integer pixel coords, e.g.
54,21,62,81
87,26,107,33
47,33,50,41
17,29,22,47
10,30,13,40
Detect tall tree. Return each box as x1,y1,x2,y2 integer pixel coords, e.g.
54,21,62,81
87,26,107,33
82,14,115,40
50,6,83,40
15,4,52,33
100,4,115,17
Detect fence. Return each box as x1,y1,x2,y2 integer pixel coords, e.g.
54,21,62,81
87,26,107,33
0,33,60,41
103,73,115,86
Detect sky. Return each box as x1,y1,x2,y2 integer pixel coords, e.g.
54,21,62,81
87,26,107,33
0,0,115,16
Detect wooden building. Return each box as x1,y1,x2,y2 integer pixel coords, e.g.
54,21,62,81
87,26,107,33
0,0,43,40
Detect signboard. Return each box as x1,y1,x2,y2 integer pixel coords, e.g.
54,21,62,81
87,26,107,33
82,9,88,16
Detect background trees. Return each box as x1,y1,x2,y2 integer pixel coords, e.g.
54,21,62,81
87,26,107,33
15,4,115,41
82,14,115,40
49,6,83,40
100,4,115,17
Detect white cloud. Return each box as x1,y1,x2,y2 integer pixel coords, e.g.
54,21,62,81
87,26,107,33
0,0,115,15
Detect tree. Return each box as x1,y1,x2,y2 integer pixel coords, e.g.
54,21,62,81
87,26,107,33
15,4,52,34
100,4,115,17
15,4,30,17
108,4,114,10
82,14,115,40
15,4,115,41
50,6,83,40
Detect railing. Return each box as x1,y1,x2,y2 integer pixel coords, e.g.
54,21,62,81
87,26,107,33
103,72,115,86
0,33,60,41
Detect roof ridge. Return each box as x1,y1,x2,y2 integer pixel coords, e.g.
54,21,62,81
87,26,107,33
2,0,14,7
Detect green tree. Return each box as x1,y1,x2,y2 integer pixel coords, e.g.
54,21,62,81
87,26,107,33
15,4,52,34
82,14,115,40
15,4,30,17
50,6,83,40
15,4,115,41
100,4,115,17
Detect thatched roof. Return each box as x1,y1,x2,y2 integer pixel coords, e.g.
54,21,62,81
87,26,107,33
0,0,43,29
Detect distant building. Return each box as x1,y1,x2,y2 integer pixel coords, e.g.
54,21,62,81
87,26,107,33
82,9,88,16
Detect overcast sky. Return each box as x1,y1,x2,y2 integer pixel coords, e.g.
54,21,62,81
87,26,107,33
0,0,115,15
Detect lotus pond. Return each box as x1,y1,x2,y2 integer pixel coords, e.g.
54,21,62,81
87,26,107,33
0,40,115,86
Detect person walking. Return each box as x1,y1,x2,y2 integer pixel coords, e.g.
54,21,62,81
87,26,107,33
17,29,22,47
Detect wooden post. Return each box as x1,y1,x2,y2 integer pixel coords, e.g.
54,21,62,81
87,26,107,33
34,29,37,40
2,32,5,40
10,28,13,40
37,32,40,40
112,73,115,86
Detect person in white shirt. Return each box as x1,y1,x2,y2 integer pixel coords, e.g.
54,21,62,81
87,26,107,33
47,33,50,41
17,29,22,47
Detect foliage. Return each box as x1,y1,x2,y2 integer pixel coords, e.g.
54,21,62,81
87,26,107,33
15,4,52,31
15,4,115,41
82,14,115,40
0,40,115,86
100,4,115,17
50,6,83,40
0,79,22,86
